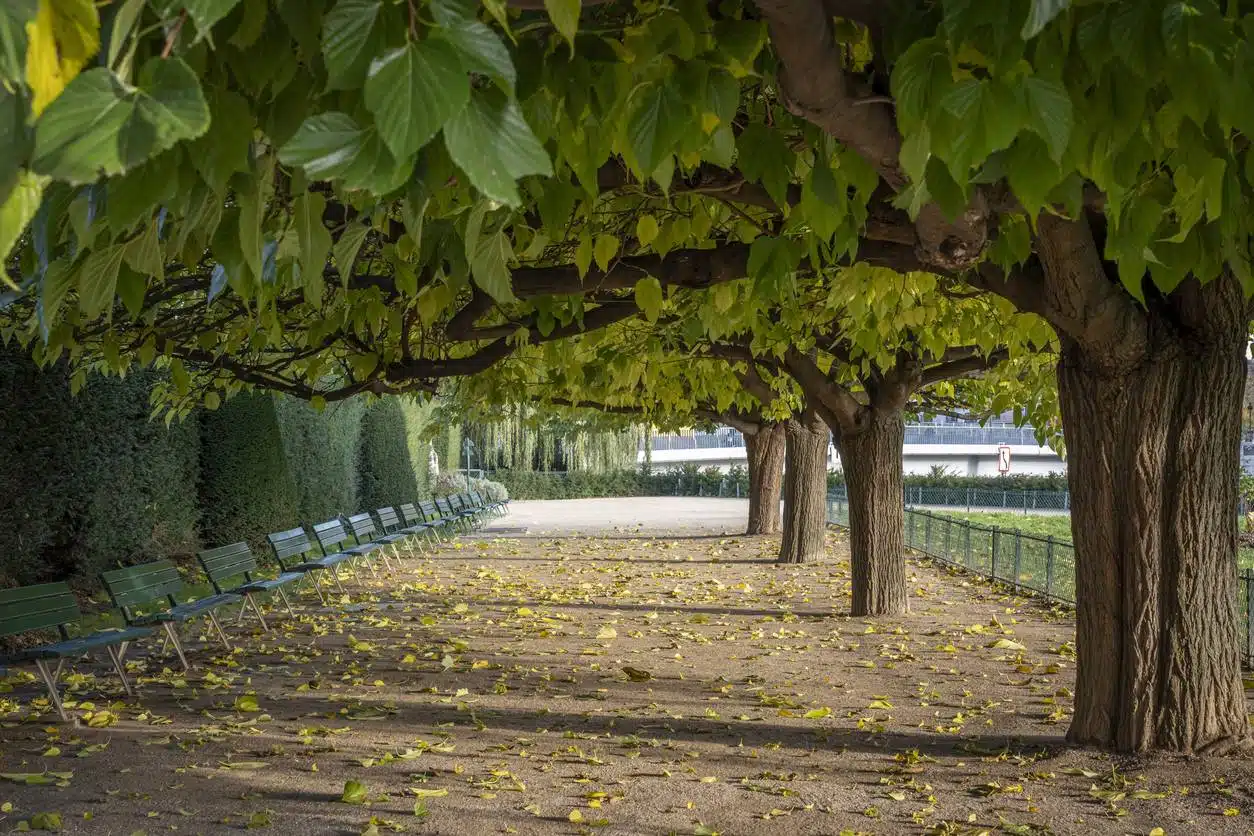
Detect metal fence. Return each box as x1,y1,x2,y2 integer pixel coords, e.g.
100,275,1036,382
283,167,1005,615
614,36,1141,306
902,485,1072,512
643,430,746,452
902,424,1046,446
825,489,1254,669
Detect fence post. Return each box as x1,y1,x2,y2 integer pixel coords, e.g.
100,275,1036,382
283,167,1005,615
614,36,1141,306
964,521,972,567
924,512,932,554
1013,534,1022,591
944,516,951,561
991,527,999,579
967,487,972,513
1246,569,1253,667
1045,536,1055,599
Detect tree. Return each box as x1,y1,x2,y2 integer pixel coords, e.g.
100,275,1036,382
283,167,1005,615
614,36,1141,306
1,0,1247,753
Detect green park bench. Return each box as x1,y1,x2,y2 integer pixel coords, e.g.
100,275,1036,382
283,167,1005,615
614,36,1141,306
369,507,420,559
344,512,395,570
0,582,153,721
197,542,301,632
425,498,462,534
450,493,481,528
437,496,474,532
100,561,241,670
400,502,446,547
312,517,377,579
267,526,352,604
415,500,452,536
471,490,507,518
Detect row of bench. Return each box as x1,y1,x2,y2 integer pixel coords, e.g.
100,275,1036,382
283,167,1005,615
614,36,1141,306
0,491,507,721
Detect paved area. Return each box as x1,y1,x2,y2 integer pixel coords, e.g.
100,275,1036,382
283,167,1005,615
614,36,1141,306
481,497,752,536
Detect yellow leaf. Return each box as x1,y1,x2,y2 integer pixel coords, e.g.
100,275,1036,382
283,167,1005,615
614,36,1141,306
803,707,831,719
699,776,718,783
986,638,1026,651
636,215,659,247
453,603,468,614
341,780,368,804
596,627,617,640
867,699,893,711
25,0,100,117
409,788,447,798
514,607,534,617
568,810,584,823
1223,808,1239,816
234,695,260,713
622,667,653,682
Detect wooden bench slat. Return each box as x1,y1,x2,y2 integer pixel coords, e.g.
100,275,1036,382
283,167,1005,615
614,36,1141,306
0,583,81,637
100,561,185,610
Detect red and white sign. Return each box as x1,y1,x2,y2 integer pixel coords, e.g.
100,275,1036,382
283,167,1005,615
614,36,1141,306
997,444,1012,474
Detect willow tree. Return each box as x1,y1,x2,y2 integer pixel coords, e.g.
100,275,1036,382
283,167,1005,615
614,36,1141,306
1,0,1249,754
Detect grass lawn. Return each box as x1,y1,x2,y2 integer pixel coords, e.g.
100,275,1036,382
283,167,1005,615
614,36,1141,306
948,510,1254,571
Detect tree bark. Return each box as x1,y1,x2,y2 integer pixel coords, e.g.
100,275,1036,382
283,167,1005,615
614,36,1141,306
842,410,908,616
746,423,785,535
778,409,829,564
1060,274,1250,754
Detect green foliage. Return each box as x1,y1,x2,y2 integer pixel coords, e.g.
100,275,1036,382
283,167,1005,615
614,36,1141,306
358,400,421,510
273,396,364,522
828,470,1069,493
493,465,744,500
198,393,300,547
0,347,199,586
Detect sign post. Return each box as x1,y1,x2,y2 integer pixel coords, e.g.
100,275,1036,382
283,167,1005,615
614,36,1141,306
997,444,1012,475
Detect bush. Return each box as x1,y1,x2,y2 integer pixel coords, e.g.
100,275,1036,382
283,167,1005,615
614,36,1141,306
826,470,1067,492
198,393,299,548
274,395,364,520
433,472,509,502
0,349,200,586
358,400,421,509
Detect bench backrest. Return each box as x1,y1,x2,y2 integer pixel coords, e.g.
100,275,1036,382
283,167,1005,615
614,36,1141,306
313,518,351,554
470,491,483,507
0,582,80,639
450,494,466,513
376,507,402,533
400,503,424,526
346,512,377,543
268,527,313,570
100,560,184,619
435,496,454,517
419,499,441,521
198,542,259,593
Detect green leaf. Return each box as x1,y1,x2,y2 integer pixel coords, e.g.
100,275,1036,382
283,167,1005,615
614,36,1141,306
444,87,552,206
333,220,369,285
1022,77,1072,162
0,86,29,203
341,779,369,804
293,192,332,292
123,220,163,277
636,214,659,247
280,113,367,179
38,257,75,328
77,244,127,318
180,0,243,37
543,0,580,46
634,276,663,322
439,18,515,92
465,202,515,303
365,38,470,161
627,82,687,179
322,0,384,91
0,171,46,274
190,88,254,193
32,58,210,185
1022,0,1069,39
593,234,618,271
890,37,950,131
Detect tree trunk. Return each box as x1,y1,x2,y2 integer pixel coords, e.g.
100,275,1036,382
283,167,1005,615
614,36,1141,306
778,409,828,564
746,423,785,535
842,410,907,616
1060,276,1250,754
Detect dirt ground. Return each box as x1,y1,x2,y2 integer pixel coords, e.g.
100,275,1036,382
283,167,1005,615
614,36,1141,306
1,499,1253,836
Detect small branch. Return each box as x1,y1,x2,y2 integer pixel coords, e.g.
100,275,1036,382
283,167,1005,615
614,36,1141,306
161,10,187,58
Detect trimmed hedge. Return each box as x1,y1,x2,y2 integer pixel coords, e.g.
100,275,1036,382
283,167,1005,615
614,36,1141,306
274,395,364,522
0,349,200,586
358,400,421,510
492,467,1069,500
198,393,300,548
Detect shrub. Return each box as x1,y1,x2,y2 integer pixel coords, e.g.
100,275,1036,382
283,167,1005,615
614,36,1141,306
0,349,200,586
274,395,363,520
358,400,421,510
198,393,299,548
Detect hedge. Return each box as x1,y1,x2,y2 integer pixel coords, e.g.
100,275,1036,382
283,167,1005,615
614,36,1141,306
274,395,364,522
0,349,200,586
198,393,300,548
358,400,421,510
490,467,1070,500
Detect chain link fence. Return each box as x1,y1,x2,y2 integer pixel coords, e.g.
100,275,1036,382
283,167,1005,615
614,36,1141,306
902,485,1071,512
826,488,1254,669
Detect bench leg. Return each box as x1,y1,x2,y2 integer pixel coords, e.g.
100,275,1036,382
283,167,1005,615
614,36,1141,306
346,560,362,583
363,555,379,577
311,573,329,606
244,593,269,632
33,659,68,722
105,645,136,696
163,622,191,672
276,586,297,618
206,609,233,649
331,568,348,596
237,599,250,626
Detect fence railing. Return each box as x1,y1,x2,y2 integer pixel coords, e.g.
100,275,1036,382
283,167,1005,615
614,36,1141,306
902,485,1072,512
902,424,1046,446
826,488,1254,669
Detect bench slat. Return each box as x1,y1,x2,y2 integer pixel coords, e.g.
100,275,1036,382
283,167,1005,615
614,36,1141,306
0,583,81,637
100,561,184,610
